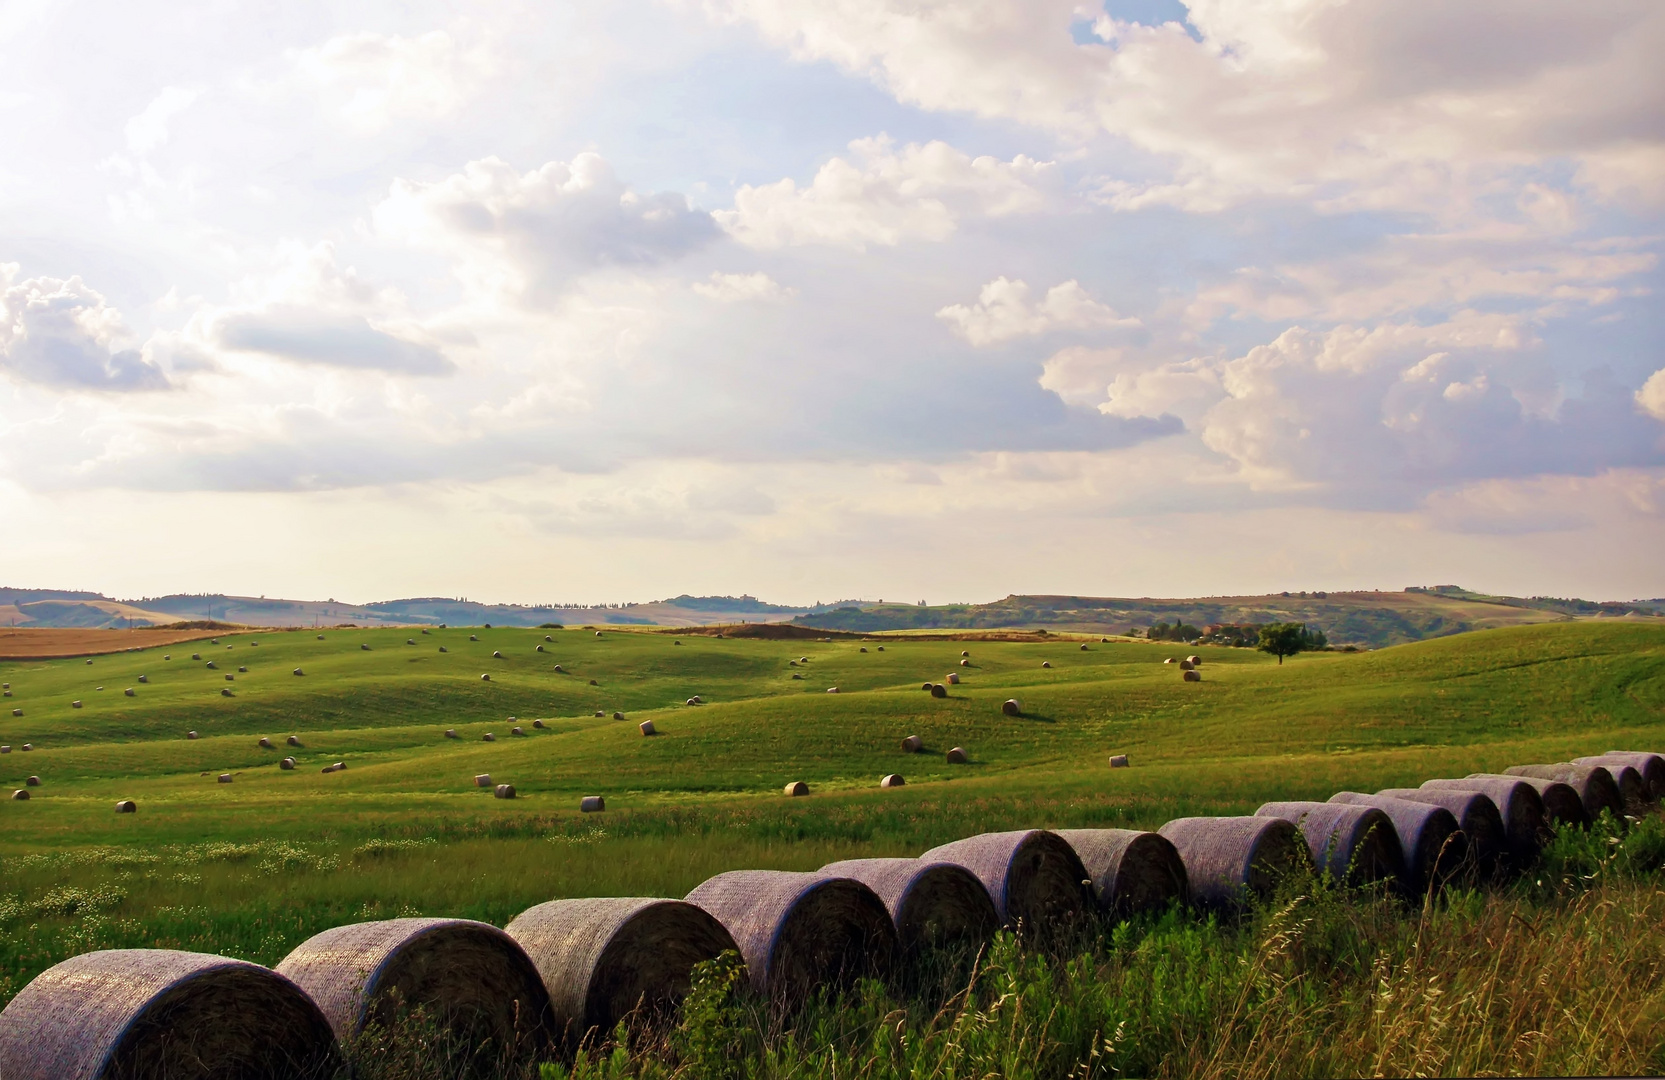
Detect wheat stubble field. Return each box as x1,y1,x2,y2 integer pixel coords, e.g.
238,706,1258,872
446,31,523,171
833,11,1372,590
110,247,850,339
2,620,1664,1078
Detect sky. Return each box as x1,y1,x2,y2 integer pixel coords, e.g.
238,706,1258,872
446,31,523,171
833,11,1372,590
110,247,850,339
1,0,1662,606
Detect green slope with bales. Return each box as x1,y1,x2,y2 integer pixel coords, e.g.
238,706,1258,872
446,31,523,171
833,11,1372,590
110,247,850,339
1,621,1664,1075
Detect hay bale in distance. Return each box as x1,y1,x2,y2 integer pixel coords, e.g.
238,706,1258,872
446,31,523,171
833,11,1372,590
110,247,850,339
1187,655,1201,665
1327,793,1467,894
257,737,273,749
482,732,496,742
124,688,135,697
685,870,895,1002
511,726,525,736
1503,764,1625,821
533,720,545,729
612,711,625,721
1109,754,1129,768
784,781,809,796
1256,801,1405,887
480,673,492,681
10,790,27,800
877,646,885,651
71,700,82,709
114,800,135,814
1041,661,1051,668
186,731,198,740
946,747,968,764
901,735,923,753
287,735,301,746
506,897,739,1043
1462,773,1587,829
593,711,604,718
945,672,960,684
860,647,868,653
1177,660,1193,671
137,675,147,683
217,774,232,784
880,773,905,788
1002,699,1021,715
826,687,839,693
492,650,503,659
1055,829,1188,917
1183,669,1202,682
1157,816,1308,909
275,918,551,1048
494,784,516,799
360,644,370,651
293,668,304,676
475,774,493,788
930,683,948,698
580,796,605,813
470,635,479,641
639,720,657,737
920,830,1093,934
1376,787,1508,875
445,729,458,739
24,776,40,787
959,659,970,667
961,651,970,658
322,762,345,773
0,949,339,1080
820,858,998,954
19,743,30,751
1080,643,1088,651
237,666,247,673
0,746,8,754
220,688,233,697
280,758,295,770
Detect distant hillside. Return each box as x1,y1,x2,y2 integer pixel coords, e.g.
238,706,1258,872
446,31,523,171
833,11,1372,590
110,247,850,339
791,589,1665,648
0,589,819,630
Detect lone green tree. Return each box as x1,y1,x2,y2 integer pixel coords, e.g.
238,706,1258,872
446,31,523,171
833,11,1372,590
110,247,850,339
1258,622,1309,665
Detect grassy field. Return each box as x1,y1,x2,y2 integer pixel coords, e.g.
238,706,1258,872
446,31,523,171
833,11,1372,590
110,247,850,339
1,619,1663,1069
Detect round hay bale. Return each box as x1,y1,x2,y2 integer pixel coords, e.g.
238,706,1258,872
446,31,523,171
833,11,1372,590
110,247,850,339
1080,643,1088,651
1503,764,1625,822
820,858,997,954
1187,655,1201,665
86,658,93,665
860,647,868,653
1420,778,1548,861
191,653,200,660
877,646,885,651
685,870,895,1002
217,774,232,784
360,644,370,651
1001,698,1020,715
407,639,415,646
920,831,1092,934
536,645,544,653
553,665,563,672
580,796,605,813
0,949,339,1080
946,747,968,764
445,729,458,739
1587,751,1665,801
945,672,960,684
9,710,19,718
220,688,232,697
595,631,602,637
481,674,491,681
237,666,247,673
784,781,809,797
960,651,969,658
544,635,553,642
25,776,40,787
930,684,948,698
287,735,301,747
1256,802,1404,887
1041,661,1051,669
1183,669,1201,682
124,688,135,697
470,635,479,641
224,674,234,682
439,646,448,653
1376,787,1507,876
1327,793,1467,894
276,919,551,1049
11,790,27,800
186,731,197,740
482,732,496,742
114,800,135,813
258,737,273,749
1108,754,1129,768
1156,816,1308,909
293,668,304,676
589,680,599,686
492,650,503,659
475,774,493,788
280,758,296,770
316,635,324,641
901,735,923,753
1163,658,1174,664
799,657,809,663
1462,773,1586,829
20,743,31,751
1055,829,1188,917
826,687,839,694
612,711,625,721
138,675,148,683
1177,660,1193,671
72,700,82,709
506,897,738,1043
0,746,8,754
511,726,525,737
880,773,905,788
494,784,516,799
639,720,656,737
959,659,970,667
533,720,545,729
593,711,604,718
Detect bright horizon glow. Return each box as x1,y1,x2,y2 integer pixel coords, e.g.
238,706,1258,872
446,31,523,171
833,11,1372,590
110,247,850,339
2,1,1662,606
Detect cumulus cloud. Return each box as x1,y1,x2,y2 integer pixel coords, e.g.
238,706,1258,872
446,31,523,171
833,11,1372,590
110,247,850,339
703,0,1665,212
691,271,795,302
1639,368,1665,422
123,86,200,154
715,136,1051,249
937,277,1139,346
374,154,718,297
0,265,169,391
281,30,490,131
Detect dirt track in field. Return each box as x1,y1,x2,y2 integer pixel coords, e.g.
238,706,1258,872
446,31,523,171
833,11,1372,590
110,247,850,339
0,628,233,660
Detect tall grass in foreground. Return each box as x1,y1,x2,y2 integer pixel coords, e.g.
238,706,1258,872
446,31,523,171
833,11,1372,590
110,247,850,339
524,816,1665,1080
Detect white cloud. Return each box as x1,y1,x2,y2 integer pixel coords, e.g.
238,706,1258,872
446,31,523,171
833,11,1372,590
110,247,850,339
123,86,200,154
0,265,169,391
374,154,718,298
1639,367,1665,422
691,271,794,302
715,136,1052,249
937,277,1138,346
282,31,490,131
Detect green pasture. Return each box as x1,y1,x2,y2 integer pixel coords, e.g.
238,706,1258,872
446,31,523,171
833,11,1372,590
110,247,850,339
1,620,1662,1005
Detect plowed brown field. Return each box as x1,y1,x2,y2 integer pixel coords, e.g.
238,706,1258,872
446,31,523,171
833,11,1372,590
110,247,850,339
0,627,229,659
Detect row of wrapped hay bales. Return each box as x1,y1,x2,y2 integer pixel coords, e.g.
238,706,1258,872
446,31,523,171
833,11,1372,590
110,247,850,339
4,751,1660,1069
